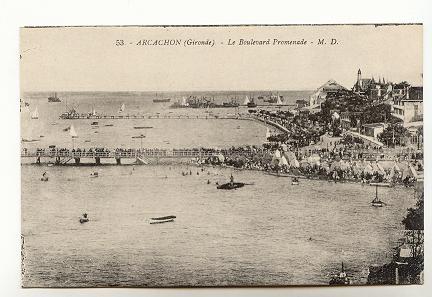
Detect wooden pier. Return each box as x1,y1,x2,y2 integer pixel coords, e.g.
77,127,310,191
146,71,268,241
21,148,219,165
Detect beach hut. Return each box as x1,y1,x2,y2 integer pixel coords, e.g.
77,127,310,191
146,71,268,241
216,153,225,163
280,155,289,166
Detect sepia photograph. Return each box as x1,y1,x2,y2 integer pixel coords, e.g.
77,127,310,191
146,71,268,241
19,24,424,288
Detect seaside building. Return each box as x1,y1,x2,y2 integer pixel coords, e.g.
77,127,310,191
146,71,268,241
361,123,388,139
391,86,423,123
352,69,392,100
309,79,347,107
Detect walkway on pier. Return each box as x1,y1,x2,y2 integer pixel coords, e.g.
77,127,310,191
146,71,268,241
21,148,218,160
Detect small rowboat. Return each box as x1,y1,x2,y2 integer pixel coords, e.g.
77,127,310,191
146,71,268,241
369,182,392,187
151,215,176,220
150,219,174,224
79,218,89,224
217,182,245,190
150,215,176,224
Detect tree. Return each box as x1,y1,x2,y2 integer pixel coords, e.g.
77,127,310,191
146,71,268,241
378,124,410,147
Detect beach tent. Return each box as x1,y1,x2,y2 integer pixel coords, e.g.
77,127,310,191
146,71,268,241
216,153,225,163
339,160,351,171
363,163,374,175
280,155,289,166
274,149,281,158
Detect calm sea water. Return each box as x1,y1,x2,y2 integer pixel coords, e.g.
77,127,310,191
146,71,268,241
21,92,416,287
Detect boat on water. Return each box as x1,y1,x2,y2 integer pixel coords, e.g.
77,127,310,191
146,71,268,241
153,98,171,103
22,138,40,143
150,215,176,224
265,128,271,139
104,124,114,127
90,172,99,178
79,213,89,224
292,177,299,185
60,108,80,119
371,185,385,207
31,108,39,119
91,121,98,126
329,262,351,285
243,95,250,106
216,174,246,190
369,182,392,187
134,126,153,129
40,172,49,182
247,97,257,108
48,92,61,102
118,103,125,113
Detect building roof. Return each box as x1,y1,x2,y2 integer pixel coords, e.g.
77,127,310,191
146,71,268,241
362,122,386,128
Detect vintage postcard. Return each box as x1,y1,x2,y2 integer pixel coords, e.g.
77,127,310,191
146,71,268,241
20,24,423,287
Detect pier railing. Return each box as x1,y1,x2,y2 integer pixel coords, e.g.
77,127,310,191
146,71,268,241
21,148,218,159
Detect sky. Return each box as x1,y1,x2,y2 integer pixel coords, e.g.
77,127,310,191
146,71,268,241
20,24,423,92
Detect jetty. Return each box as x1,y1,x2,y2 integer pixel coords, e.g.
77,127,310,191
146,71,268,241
21,148,218,165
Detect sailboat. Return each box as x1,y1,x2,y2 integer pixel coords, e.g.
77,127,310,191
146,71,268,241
48,92,61,102
243,95,250,106
69,125,78,138
31,108,39,119
118,103,125,113
276,96,283,105
329,262,351,285
265,128,271,139
91,106,96,116
371,185,385,207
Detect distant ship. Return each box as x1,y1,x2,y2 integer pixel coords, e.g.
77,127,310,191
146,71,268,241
31,108,39,119
153,98,171,103
48,92,61,102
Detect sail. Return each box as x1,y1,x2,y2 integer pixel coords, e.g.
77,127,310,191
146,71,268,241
181,97,188,106
243,96,250,105
92,107,96,116
69,125,78,138
280,155,289,166
276,96,283,105
118,103,125,113
266,128,271,139
31,108,39,119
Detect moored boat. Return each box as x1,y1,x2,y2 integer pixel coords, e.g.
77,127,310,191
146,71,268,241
150,215,176,224
369,182,392,187
79,213,89,224
371,185,385,207
216,174,246,190
329,262,351,285
150,218,174,224
31,108,39,119
153,98,171,103
48,92,61,102
134,126,153,129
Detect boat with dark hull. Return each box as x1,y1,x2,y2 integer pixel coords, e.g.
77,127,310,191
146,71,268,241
216,174,246,190
150,215,176,224
217,182,245,190
329,262,351,285
371,185,385,207
134,126,153,129
153,99,171,103
48,92,61,102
